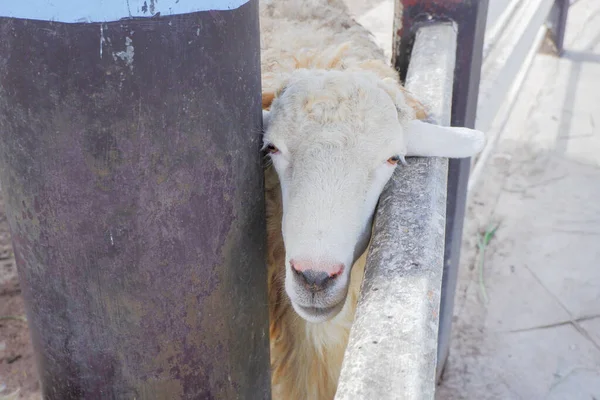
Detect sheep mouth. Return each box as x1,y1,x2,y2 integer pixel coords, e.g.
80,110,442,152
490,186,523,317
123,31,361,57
292,300,344,323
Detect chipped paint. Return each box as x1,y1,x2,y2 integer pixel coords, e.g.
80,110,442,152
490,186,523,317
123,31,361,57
113,36,135,70
100,24,105,59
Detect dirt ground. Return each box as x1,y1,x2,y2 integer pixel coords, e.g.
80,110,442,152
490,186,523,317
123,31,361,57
0,194,40,400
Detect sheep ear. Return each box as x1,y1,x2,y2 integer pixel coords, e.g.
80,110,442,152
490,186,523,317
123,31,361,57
405,119,485,158
380,77,428,120
262,91,275,110
262,110,271,132
261,91,275,132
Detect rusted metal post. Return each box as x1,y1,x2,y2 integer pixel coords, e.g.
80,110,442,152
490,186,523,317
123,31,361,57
0,1,271,399
394,0,489,382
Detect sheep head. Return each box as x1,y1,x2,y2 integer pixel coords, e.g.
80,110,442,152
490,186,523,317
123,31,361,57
262,69,484,323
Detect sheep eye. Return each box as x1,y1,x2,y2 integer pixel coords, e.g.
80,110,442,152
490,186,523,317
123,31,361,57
387,155,407,166
387,155,400,165
266,144,279,154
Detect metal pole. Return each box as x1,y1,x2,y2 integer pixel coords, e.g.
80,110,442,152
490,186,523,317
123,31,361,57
0,1,271,399
548,0,570,55
394,0,489,382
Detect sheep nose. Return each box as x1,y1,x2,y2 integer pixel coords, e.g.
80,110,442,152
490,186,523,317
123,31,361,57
290,259,344,292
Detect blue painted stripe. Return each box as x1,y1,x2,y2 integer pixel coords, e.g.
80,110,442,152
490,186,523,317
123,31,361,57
0,0,250,23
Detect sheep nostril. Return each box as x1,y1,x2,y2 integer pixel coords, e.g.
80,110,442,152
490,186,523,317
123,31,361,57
290,259,345,292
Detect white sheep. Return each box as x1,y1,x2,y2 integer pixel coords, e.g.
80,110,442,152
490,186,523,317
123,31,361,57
260,1,485,399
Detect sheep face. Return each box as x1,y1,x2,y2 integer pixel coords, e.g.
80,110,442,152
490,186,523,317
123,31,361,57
262,69,484,323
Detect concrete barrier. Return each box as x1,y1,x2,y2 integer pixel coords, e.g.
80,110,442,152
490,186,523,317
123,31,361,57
335,23,457,400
